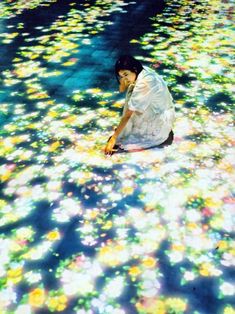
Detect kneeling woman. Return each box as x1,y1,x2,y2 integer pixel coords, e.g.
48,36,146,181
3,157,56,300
104,55,175,155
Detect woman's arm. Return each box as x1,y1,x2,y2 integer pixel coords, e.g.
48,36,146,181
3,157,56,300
104,109,133,155
113,108,133,139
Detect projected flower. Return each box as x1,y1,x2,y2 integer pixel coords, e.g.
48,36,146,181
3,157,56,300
0,0,58,19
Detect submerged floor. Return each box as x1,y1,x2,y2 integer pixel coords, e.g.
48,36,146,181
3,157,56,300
0,0,234,313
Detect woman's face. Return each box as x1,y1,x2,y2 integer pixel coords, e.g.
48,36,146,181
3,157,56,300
118,69,137,86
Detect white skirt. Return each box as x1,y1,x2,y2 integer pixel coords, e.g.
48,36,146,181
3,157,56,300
116,106,175,150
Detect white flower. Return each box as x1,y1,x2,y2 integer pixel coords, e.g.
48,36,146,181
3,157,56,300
0,287,16,307
62,271,93,296
25,271,42,284
141,288,158,298
168,251,184,263
220,282,235,296
186,209,201,222
76,310,93,314
221,253,235,267
15,305,31,314
112,309,126,314
184,271,196,281
16,227,33,240
104,276,124,298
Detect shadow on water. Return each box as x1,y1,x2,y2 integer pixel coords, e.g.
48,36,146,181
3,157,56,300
156,240,232,314
206,92,234,112
42,0,166,93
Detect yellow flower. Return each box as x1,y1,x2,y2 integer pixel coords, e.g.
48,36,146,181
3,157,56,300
151,300,166,314
230,248,235,256
0,199,7,208
99,246,112,255
136,299,166,314
57,303,67,311
58,295,67,303
199,108,209,115
29,288,45,307
27,123,36,129
98,101,108,105
142,257,156,268
121,186,134,195
217,240,228,251
165,297,187,311
172,244,185,252
98,244,125,267
130,39,139,44
102,220,113,230
45,100,55,105
178,141,196,153
47,295,67,312
48,297,58,308
5,212,18,223
47,111,58,118
4,125,17,132
89,210,99,219
62,61,76,66
199,262,214,277
7,267,23,284
205,197,222,208
87,88,101,94
187,222,198,230
116,244,125,252
27,88,38,94
10,242,22,252
46,230,60,241
112,101,123,108
48,141,61,152
224,306,235,314
10,136,24,144
62,115,77,124
218,161,234,173
0,170,11,182
210,216,224,229
129,266,141,277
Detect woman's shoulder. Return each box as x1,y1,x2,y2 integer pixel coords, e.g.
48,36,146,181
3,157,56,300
139,66,160,80
137,66,162,86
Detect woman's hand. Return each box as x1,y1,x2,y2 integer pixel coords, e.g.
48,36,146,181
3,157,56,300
119,78,128,93
104,109,133,155
104,136,117,155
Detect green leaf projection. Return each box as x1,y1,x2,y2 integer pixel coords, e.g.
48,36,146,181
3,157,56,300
0,0,234,313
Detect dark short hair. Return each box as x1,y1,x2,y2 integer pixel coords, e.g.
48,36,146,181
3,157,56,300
115,55,143,82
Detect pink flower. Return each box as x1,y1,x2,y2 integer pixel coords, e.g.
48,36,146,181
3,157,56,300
152,62,163,68
223,197,235,204
17,240,28,246
202,207,213,217
175,64,187,71
74,255,85,267
69,58,78,62
6,164,16,171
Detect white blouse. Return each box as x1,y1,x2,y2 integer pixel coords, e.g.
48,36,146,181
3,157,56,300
117,66,175,150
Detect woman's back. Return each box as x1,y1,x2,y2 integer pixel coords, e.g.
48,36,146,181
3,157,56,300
116,66,175,150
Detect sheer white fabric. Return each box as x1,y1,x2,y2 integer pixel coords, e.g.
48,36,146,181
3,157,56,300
117,66,175,150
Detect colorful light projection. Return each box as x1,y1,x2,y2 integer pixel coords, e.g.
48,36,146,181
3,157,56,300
0,0,234,313
0,0,58,19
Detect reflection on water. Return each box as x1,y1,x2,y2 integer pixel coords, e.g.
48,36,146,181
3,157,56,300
0,0,234,313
